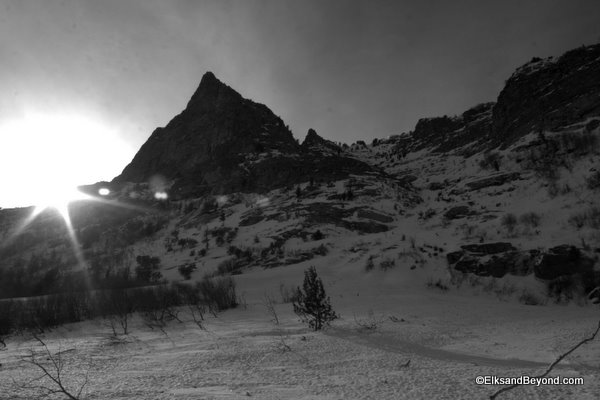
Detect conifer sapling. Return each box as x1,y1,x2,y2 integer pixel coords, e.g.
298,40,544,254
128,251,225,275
293,266,338,330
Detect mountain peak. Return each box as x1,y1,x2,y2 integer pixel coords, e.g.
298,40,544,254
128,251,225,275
197,71,223,91
301,128,341,154
185,71,240,112
201,70,217,82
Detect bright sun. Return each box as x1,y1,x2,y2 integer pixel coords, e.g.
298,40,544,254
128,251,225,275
0,113,132,210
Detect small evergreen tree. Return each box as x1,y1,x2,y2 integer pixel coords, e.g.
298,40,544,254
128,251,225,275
293,266,338,330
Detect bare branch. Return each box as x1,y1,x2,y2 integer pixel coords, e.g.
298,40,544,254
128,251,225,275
490,320,600,399
263,293,280,325
18,334,88,400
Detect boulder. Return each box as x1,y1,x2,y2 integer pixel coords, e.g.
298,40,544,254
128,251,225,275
357,209,394,223
465,173,520,190
444,206,472,220
461,242,516,255
534,245,595,280
446,251,464,265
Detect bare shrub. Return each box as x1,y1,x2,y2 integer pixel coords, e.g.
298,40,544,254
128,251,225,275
557,131,599,154
134,255,163,283
586,170,600,190
196,276,238,312
137,286,182,334
177,284,207,329
518,290,542,306
519,212,541,228
353,309,384,331
427,277,449,291
364,256,375,271
0,300,14,346
379,257,396,271
18,335,88,400
479,151,502,171
98,290,135,336
312,243,329,256
546,275,583,304
501,213,518,235
263,293,280,325
178,263,197,280
216,257,243,276
279,283,299,303
569,207,600,229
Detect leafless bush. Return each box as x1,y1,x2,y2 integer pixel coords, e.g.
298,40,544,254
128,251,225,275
274,331,292,353
188,303,207,329
518,290,543,306
569,207,600,229
196,276,238,312
364,256,375,271
177,283,207,329
215,257,243,276
17,335,88,400
557,131,599,155
98,290,135,336
519,212,541,228
138,287,182,334
545,275,585,304
263,293,280,325
501,213,518,235
479,151,502,171
379,257,396,271
427,277,449,291
524,147,561,187
397,249,426,266
279,283,299,303
586,170,600,190
0,300,15,343
353,310,384,331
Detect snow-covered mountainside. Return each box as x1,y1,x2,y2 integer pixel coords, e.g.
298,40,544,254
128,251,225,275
1,42,600,400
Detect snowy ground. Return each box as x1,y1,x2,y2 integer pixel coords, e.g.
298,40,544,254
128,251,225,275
1,261,599,399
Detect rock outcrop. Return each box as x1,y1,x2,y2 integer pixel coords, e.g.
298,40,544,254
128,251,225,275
392,103,495,155
389,43,600,154
301,128,341,155
492,44,600,147
447,243,596,280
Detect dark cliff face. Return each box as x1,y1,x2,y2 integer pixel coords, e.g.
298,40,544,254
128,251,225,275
114,72,373,198
492,44,600,146
396,102,495,155
392,43,600,154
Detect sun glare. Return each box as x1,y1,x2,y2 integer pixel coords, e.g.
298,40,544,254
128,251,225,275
0,113,133,209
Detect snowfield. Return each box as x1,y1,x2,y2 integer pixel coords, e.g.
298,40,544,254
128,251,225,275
1,259,599,399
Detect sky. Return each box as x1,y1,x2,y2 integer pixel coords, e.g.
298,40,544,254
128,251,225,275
0,0,599,207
